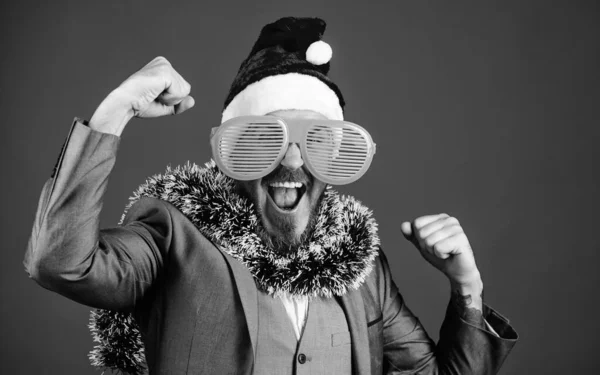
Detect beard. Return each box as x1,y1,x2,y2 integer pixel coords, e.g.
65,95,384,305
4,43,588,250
235,166,327,253
255,193,324,253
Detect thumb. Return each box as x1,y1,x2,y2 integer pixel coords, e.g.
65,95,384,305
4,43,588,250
173,95,195,115
401,221,413,240
401,221,421,249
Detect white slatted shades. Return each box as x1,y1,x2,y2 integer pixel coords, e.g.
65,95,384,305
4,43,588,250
305,124,373,184
217,118,287,179
211,116,376,185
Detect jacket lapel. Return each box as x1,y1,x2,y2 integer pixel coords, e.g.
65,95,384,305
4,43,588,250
219,242,373,374
220,247,259,360
339,289,372,375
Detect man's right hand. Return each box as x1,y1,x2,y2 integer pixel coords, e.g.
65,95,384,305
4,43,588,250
89,56,194,136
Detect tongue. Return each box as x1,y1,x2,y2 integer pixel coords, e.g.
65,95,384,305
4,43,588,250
272,187,298,209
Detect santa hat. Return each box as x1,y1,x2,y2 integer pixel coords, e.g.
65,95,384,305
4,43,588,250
222,17,345,123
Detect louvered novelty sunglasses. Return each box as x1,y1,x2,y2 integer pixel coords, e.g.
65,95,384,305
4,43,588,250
210,116,376,185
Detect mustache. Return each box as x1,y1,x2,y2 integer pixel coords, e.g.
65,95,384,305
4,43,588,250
263,166,311,185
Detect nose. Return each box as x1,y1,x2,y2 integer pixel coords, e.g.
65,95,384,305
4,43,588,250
280,143,304,170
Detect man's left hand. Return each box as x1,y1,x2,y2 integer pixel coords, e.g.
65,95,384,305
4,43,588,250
400,213,480,286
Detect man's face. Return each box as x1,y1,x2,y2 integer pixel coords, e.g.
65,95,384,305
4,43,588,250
235,109,328,250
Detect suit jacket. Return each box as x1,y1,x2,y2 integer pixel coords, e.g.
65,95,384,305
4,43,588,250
25,120,518,374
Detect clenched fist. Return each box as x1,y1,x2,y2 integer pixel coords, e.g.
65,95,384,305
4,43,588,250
89,56,194,136
401,213,480,286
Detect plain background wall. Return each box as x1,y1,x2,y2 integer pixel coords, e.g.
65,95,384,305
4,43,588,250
1,1,598,374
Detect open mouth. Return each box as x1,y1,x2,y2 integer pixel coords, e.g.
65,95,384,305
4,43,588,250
267,181,307,211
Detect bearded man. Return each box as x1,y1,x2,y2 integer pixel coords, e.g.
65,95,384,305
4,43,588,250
25,17,517,374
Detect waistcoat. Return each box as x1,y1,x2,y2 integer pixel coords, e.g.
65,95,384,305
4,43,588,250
253,291,352,374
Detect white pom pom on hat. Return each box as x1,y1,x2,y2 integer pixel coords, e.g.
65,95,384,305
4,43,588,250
222,17,345,123
306,40,332,65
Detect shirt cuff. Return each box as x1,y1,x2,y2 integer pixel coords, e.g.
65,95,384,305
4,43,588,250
484,319,500,337
481,304,519,341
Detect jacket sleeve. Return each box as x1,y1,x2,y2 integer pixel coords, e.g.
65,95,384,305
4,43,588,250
377,250,518,374
24,119,173,312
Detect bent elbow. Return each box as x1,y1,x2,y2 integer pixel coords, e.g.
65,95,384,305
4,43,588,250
24,247,65,289
24,235,79,290
24,236,46,283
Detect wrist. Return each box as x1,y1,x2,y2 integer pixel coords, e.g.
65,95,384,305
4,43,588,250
449,273,485,328
89,89,134,136
449,270,483,293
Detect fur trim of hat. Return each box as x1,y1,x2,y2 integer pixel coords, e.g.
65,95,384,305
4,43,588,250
222,17,345,122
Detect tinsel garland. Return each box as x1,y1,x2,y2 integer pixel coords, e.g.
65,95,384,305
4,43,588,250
88,310,146,375
88,160,379,374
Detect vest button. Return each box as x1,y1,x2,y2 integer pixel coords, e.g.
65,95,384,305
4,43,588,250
298,353,307,364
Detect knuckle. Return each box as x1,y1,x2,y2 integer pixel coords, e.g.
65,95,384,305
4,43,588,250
156,62,171,74
425,236,436,247
434,244,450,259
150,57,172,72
154,56,170,65
182,80,191,94
158,62,173,73
446,216,460,226
434,241,446,252
414,217,425,228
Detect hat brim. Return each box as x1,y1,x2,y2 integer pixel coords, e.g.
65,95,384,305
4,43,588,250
221,72,344,123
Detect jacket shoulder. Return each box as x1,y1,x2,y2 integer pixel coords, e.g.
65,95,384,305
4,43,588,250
122,196,188,225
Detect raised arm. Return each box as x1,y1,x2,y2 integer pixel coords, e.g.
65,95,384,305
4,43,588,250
24,57,194,311
376,248,517,375
375,214,518,374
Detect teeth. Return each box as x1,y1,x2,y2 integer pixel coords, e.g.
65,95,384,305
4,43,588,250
269,182,303,188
